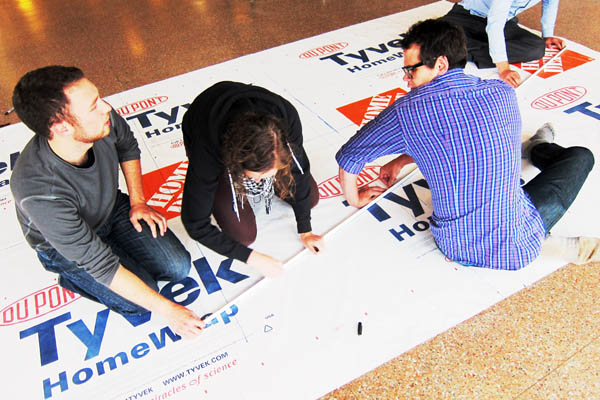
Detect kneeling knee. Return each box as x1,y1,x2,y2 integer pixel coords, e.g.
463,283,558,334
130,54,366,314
568,147,595,173
168,252,192,281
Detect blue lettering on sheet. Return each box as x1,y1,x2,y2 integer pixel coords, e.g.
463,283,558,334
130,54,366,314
148,326,182,349
367,179,429,222
39,308,238,398
125,103,191,128
389,217,433,242
192,257,249,294
0,151,21,188
203,305,239,328
43,371,68,399
367,203,391,221
216,259,250,283
564,101,600,120
19,312,71,366
160,277,200,307
66,309,110,361
19,255,248,374
41,325,182,399
319,37,403,66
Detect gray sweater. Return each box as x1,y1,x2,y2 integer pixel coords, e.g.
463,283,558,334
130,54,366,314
10,110,141,285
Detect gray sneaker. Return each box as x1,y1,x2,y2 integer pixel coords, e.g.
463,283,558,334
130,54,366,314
522,123,555,162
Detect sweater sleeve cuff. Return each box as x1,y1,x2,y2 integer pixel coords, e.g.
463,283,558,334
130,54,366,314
93,260,120,286
231,244,253,263
296,217,312,234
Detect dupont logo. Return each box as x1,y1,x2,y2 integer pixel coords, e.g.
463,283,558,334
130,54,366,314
115,96,169,116
299,42,349,59
143,160,188,219
318,165,380,199
531,86,587,110
1,284,80,326
337,87,407,127
515,48,594,79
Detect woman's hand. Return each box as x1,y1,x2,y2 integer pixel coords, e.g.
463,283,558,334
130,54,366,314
300,231,325,254
247,251,284,278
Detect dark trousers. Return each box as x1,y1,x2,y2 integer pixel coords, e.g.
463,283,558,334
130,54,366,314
36,191,191,315
442,4,545,68
213,172,320,246
523,144,595,233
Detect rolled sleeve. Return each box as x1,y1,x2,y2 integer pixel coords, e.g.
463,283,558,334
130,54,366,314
335,148,368,175
541,0,559,38
110,110,141,163
485,0,512,63
336,103,405,174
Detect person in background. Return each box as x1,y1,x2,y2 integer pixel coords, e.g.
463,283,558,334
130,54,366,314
442,0,565,87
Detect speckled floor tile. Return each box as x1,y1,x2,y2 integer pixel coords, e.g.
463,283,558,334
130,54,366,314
516,333,600,400
558,261,600,301
321,262,600,399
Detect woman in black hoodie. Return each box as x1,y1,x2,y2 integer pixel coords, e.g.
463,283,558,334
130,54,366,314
181,81,323,277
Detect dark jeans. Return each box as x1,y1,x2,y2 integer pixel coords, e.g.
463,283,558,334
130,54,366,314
36,191,191,315
523,144,595,233
213,172,320,246
442,4,545,68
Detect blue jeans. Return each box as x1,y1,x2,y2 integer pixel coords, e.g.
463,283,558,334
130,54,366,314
523,144,595,233
36,191,191,315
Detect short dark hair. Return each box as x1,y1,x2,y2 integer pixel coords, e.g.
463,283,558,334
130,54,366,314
12,66,84,138
400,18,467,69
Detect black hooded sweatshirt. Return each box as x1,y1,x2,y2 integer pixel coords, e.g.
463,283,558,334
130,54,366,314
181,81,312,262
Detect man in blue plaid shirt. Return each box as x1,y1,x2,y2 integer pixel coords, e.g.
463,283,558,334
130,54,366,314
336,19,597,270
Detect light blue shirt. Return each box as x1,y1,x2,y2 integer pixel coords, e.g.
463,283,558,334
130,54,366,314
459,0,560,63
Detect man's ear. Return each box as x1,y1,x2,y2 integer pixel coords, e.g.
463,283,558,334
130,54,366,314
49,119,73,138
435,55,450,75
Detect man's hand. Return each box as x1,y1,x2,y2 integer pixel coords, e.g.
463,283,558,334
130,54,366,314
109,266,204,339
161,302,205,339
129,203,167,238
247,251,284,278
120,159,166,238
379,155,415,187
300,231,325,255
339,166,385,208
356,186,386,208
496,61,521,88
545,37,565,50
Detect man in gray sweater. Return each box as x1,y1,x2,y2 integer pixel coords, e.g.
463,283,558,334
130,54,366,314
10,66,204,338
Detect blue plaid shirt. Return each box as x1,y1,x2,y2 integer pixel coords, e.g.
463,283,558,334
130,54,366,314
336,69,545,270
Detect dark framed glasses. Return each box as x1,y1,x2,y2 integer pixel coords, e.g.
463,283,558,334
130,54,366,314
402,61,424,79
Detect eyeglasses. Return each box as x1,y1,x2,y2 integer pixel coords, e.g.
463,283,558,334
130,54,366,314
402,61,424,79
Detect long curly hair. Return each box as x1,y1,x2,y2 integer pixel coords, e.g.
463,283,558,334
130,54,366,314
221,112,295,200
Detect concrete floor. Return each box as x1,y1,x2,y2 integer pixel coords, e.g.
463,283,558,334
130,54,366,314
1,0,599,398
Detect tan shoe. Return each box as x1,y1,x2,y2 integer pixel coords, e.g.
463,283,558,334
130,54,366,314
577,237,600,264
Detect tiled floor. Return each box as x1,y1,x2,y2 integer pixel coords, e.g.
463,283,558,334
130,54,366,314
322,261,600,399
1,1,598,398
